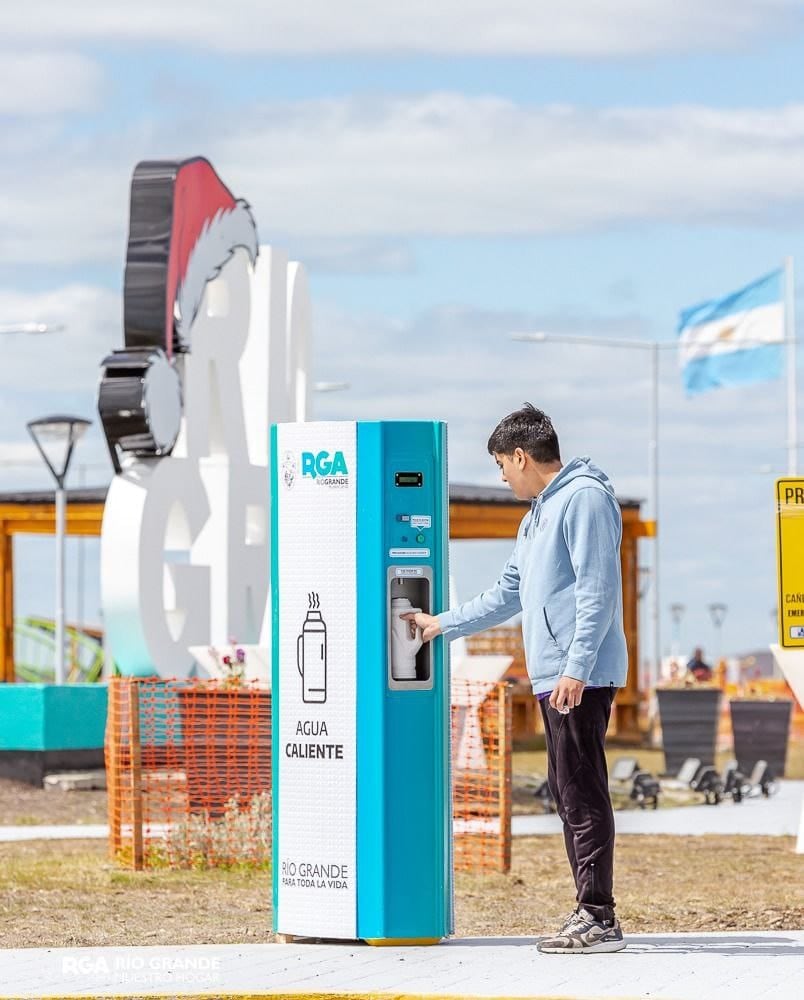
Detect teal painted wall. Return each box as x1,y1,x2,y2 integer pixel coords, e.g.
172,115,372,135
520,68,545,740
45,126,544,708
0,685,108,751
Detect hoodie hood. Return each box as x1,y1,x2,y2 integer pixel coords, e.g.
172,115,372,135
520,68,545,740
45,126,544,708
525,456,616,536
541,456,616,500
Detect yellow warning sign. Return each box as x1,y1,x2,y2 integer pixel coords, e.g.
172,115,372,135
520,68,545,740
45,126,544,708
776,478,804,648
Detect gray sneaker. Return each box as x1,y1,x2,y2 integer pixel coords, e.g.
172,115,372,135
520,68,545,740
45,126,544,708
557,908,582,932
537,908,626,954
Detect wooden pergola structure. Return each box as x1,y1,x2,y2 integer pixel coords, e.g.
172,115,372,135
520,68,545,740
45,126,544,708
0,489,106,685
0,483,652,738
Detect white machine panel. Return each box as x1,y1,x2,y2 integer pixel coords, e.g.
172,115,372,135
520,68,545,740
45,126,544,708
275,421,357,937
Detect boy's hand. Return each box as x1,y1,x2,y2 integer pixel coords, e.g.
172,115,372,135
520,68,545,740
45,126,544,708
549,676,586,712
400,612,441,643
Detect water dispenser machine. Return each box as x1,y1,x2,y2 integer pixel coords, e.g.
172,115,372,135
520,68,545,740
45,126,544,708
271,420,452,944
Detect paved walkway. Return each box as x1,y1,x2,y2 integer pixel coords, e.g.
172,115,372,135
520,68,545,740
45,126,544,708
0,824,108,842
2,932,802,999
2,781,801,843
513,780,804,838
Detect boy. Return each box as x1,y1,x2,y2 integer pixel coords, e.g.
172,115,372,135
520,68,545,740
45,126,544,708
406,403,628,954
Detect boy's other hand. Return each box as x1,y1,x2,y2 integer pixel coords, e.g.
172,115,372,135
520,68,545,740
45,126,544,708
549,676,586,712
400,612,441,643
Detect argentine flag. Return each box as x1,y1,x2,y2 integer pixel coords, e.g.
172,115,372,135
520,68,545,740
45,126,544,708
678,269,784,395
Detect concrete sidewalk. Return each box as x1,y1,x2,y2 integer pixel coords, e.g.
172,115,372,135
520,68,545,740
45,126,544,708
2,932,802,999
513,779,804,837
0,824,108,842
2,780,802,843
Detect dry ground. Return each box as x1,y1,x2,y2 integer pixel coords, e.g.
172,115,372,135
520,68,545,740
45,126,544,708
3,742,800,826
0,835,801,949
0,779,107,826
0,743,801,948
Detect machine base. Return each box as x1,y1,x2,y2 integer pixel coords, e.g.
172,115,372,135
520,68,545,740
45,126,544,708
365,937,442,947
274,933,443,947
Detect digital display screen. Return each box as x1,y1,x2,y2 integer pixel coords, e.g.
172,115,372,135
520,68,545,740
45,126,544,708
395,471,423,487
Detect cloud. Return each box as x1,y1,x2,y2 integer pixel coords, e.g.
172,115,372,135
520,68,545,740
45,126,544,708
0,51,103,115
6,95,804,266
0,440,41,470
225,97,804,237
2,1,802,55
287,238,416,275
305,296,784,655
0,278,784,652
0,284,120,491
0,284,120,391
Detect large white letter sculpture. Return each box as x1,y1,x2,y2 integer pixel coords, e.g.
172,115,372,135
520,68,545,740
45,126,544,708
100,246,310,677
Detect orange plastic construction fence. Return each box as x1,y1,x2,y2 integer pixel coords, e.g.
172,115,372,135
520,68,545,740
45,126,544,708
106,677,511,874
452,678,513,874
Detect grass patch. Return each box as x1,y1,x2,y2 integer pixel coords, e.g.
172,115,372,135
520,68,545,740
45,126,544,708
0,835,801,948
0,840,271,948
457,834,804,936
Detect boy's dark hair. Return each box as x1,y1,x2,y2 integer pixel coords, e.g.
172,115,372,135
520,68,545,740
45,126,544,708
487,403,561,463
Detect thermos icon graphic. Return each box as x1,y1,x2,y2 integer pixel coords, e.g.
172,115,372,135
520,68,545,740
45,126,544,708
297,593,327,703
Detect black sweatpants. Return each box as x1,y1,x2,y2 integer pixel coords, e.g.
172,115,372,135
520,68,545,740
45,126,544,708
539,686,617,924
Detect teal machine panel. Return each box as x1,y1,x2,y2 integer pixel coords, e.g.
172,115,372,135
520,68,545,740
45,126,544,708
271,420,452,944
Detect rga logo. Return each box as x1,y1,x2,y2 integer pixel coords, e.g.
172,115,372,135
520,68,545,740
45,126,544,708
282,451,297,489
301,450,349,487
63,956,110,976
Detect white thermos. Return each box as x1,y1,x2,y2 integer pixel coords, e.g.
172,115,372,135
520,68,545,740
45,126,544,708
390,596,423,680
297,596,327,703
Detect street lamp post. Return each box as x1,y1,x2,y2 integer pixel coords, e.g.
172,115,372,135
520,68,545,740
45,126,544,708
670,602,686,658
511,330,678,692
708,602,728,664
26,415,92,684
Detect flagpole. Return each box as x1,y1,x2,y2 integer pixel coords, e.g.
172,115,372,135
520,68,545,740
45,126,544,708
650,342,661,696
785,257,798,476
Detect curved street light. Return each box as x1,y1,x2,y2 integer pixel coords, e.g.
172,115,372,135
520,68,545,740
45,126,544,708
670,602,686,657
313,381,350,393
707,602,728,663
26,415,92,684
0,323,64,335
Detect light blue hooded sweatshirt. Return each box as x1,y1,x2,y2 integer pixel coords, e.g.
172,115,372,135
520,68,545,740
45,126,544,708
438,457,628,695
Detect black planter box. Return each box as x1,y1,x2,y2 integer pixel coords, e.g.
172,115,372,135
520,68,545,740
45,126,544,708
0,749,104,787
729,699,792,778
656,687,722,775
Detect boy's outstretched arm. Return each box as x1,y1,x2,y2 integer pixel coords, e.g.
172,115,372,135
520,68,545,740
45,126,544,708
402,538,523,644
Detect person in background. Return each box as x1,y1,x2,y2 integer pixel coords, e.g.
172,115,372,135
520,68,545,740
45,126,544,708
686,647,713,682
403,403,628,955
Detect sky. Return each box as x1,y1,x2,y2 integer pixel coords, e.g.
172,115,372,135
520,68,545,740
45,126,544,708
2,0,804,666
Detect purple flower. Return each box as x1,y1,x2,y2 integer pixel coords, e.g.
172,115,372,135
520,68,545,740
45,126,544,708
236,647,246,663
